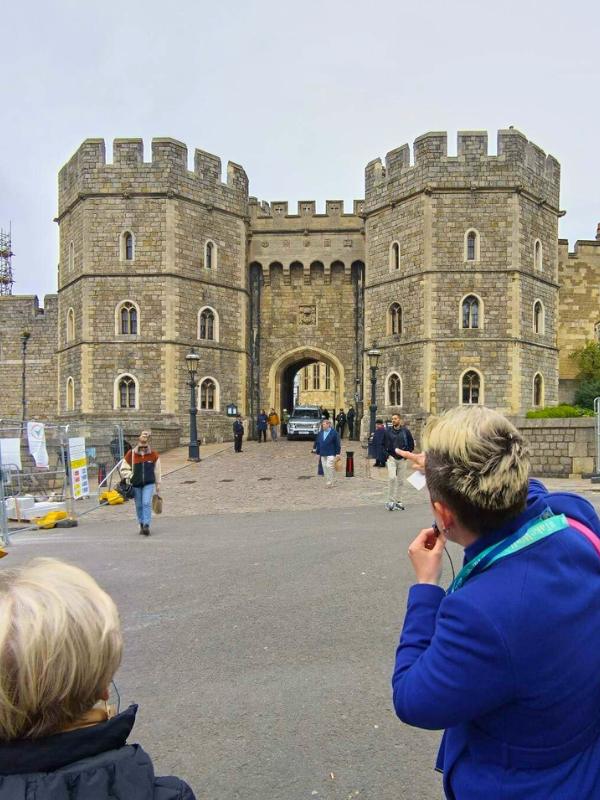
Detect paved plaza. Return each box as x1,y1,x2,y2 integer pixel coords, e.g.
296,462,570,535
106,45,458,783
5,440,600,799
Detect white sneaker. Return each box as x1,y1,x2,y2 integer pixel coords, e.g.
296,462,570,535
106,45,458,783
394,502,405,511
386,501,395,511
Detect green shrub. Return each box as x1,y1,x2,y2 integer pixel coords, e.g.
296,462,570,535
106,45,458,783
525,404,594,419
574,379,600,410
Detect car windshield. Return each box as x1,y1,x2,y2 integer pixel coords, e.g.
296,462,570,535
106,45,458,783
291,409,320,419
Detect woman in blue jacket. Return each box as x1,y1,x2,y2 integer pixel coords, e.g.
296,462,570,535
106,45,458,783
0,558,195,800
393,406,600,800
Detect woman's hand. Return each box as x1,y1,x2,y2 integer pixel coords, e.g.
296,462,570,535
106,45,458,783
408,527,446,585
397,450,425,471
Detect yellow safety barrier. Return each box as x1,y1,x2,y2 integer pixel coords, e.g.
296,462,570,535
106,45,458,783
33,511,69,530
99,489,125,506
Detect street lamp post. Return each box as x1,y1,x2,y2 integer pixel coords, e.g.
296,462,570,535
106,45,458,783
185,348,201,462
21,330,30,428
367,345,381,437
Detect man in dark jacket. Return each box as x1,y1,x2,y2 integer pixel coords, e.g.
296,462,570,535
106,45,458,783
346,406,356,439
371,419,387,467
256,410,268,442
336,409,347,439
383,414,414,511
233,414,244,452
314,418,341,487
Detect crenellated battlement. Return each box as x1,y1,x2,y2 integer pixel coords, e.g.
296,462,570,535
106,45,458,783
365,129,561,211
58,138,249,218
248,198,364,222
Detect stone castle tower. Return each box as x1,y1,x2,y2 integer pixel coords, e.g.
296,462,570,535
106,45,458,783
0,128,561,443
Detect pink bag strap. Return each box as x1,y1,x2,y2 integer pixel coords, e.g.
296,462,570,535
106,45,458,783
566,517,600,560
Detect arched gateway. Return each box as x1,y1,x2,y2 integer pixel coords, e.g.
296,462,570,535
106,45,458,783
269,346,346,415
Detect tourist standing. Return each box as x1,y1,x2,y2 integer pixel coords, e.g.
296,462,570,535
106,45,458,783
233,414,244,453
268,408,280,441
257,410,268,443
281,408,290,436
121,430,161,536
336,409,347,439
314,418,341,487
347,406,356,439
383,414,414,511
372,419,387,467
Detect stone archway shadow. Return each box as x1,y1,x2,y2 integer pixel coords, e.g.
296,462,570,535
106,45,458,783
268,345,346,415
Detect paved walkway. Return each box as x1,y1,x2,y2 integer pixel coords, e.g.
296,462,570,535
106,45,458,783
74,437,600,526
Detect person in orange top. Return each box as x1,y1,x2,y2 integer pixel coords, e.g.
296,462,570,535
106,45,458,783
121,431,161,536
267,408,280,441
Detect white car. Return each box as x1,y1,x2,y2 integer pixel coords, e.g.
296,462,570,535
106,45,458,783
286,406,322,440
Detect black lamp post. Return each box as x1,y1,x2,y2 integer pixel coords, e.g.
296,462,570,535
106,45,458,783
21,330,30,427
185,348,201,462
367,344,381,436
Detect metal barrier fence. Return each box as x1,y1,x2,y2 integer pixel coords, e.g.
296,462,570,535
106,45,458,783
0,420,127,544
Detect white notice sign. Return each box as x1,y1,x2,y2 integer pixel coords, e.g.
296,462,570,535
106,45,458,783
0,438,22,470
27,422,49,469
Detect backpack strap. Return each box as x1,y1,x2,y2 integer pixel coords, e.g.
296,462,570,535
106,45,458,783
566,517,600,560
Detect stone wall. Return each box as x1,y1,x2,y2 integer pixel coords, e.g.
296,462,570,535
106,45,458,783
557,236,600,403
0,295,58,421
513,417,596,477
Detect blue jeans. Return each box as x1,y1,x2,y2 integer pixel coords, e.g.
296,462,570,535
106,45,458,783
133,484,155,526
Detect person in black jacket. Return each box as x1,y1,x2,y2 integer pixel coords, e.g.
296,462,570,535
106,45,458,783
0,558,195,800
335,409,347,439
383,413,414,511
233,414,244,452
371,419,388,467
346,406,356,439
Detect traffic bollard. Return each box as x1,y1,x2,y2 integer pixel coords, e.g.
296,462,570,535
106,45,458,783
345,451,355,477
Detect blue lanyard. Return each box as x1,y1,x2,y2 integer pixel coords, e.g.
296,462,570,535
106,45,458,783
447,509,568,594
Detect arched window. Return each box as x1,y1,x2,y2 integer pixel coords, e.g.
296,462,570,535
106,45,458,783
461,370,482,405
533,373,544,407
388,302,402,335
205,240,217,270
387,373,402,406
464,229,480,262
66,377,75,412
116,374,137,409
199,377,219,410
462,295,480,329
66,308,75,342
533,300,544,335
198,307,219,341
390,241,400,271
118,301,138,335
534,239,543,271
120,231,135,262
68,241,74,272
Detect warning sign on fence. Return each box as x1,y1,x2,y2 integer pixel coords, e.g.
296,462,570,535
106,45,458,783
68,437,90,499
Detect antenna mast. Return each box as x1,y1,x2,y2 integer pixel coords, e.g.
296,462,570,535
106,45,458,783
0,224,14,296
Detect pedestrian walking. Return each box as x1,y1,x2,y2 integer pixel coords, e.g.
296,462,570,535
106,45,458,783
268,408,280,441
383,413,414,510
313,418,341,487
347,406,356,439
257,410,268,443
281,408,290,436
121,430,161,535
392,406,600,800
233,414,244,452
336,408,347,439
372,419,387,466
0,558,196,799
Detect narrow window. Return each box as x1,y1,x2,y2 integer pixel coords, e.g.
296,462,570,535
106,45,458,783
534,240,542,271
391,242,400,270
66,308,75,342
313,363,320,391
68,241,75,272
206,241,214,269
199,309,215,340
533,373,543,407
389,302,402,335
467,232,476,261
325,364,331,390
303,367,309,391
533,301,543,334
66,377,75,411
118,375,136,408
388,373,402,406
124,232,134,261
200,379,216,410
120,302,138,335
462,370,481,404
462,295,480,329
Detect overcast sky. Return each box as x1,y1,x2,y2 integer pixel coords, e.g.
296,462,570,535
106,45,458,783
2,0,598,299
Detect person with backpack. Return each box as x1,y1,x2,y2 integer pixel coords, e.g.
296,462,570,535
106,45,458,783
383,413,414,511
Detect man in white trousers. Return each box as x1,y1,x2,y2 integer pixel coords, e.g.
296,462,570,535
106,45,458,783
314,418,341,487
